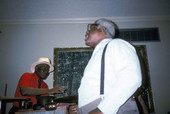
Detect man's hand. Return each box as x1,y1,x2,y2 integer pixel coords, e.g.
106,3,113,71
89,108,103,114
68,104,78,114
49,86,65,94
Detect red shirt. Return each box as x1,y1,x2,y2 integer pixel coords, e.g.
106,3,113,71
13,72,48,107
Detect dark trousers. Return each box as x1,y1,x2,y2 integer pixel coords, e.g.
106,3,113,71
8,106,19,114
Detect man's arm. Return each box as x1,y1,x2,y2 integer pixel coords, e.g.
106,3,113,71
20,86,64,96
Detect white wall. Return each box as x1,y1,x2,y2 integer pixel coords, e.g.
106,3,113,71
0,18,170,114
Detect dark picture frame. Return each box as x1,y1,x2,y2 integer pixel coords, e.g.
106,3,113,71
134,45,155,113
53,45,155,113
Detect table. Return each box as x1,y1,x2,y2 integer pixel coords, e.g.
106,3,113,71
0,96,30,114
15,105,68,114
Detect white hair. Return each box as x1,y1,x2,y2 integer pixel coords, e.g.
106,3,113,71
96,18,116,38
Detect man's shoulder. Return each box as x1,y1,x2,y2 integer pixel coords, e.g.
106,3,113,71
111,38,128,43
22,72,32,76
21,72,35,79
110,38,132,46
108,38,135,51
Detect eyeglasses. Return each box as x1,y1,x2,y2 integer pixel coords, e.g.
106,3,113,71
87,24,99,31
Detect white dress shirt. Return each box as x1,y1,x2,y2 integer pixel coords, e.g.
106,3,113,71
78,38,142,114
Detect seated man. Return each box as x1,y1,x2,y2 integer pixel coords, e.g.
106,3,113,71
9,57,65,114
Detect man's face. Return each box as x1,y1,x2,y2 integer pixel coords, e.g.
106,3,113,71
85,23,104,47
35,64,50,80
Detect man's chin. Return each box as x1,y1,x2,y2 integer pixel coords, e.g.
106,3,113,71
85,42,91,47
86,44,95,48
85,42,89,46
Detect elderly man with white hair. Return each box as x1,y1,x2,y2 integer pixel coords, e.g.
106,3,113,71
69,18,142,114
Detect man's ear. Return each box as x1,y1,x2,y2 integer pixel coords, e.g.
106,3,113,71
100,27,106,33
100,27,110,38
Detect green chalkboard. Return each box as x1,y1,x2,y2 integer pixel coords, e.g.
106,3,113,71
54,47,93,98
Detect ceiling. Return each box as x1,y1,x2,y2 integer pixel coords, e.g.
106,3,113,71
0,0,170,20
